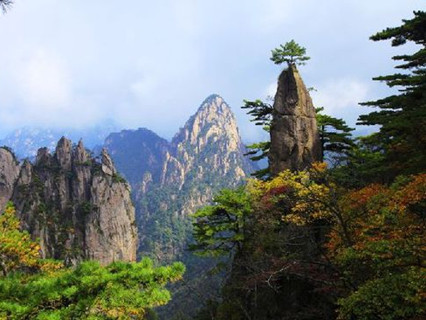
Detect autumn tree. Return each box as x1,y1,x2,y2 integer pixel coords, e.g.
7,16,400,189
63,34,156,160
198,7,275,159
0,203,186,319
191,164,338,319
327,174,426,319
0,202,61,276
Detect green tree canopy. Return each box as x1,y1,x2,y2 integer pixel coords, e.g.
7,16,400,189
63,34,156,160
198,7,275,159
0,259,185,319
0,204,185,319
358,10,426,178
316,107,355,163
241,99,273,179
270,40,310,66
190,188,252,257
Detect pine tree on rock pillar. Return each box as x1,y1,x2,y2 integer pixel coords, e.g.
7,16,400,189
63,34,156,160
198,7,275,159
269,63,322,175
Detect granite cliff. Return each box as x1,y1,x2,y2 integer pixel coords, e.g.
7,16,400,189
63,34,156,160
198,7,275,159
269,65,321,174
105,94,255,260
0,138,137,265
103,94,255,318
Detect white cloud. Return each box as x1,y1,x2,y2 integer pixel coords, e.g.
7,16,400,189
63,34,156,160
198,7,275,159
311,78,371,126
0,0,423,142
17,49,71,109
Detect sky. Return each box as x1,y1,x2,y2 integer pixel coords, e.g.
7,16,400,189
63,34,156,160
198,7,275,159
0,0,424,143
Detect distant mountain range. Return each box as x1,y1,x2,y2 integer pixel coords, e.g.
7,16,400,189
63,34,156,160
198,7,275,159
0,123,118,160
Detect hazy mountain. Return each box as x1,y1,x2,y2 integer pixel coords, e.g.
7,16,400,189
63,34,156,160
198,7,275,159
0,123,118,159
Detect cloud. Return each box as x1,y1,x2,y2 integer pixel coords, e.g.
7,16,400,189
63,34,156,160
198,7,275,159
17,49,71,109
0,0,423,142
311,78,371,127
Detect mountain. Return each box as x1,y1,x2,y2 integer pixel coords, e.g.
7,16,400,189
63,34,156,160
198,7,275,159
104,94,255,260
0,123,118,159
103,94,256,318
104,128,169,190
0,138,137,265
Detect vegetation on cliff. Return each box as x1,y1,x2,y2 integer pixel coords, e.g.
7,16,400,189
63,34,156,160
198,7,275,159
191,12,426,320
0,203,185,319
0,5,425,320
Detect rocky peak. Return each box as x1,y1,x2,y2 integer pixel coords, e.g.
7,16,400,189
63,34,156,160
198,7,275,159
73,139,89,164
269,65,321,174
159,94,254,197
101,148,117,176
172,94,243,155
55,137,72,170
0,138,137,265
35,147,52,166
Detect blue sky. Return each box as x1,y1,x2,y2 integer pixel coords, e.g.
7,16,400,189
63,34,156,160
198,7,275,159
0,0,424,142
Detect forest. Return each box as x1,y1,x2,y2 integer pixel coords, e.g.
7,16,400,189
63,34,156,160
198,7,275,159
0,3,425,320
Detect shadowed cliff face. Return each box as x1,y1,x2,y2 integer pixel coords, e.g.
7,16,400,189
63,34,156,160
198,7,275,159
269,65,321,174
0,138,137,265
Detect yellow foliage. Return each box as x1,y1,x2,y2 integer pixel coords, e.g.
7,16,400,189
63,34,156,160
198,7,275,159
0,203,63,276
246,163,333,226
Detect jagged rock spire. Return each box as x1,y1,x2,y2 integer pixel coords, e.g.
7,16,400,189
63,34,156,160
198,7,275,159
0,138,137,265
101,148,117,176
269,65,321,174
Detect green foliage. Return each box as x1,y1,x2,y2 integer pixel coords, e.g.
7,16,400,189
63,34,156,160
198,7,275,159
112,172,127,183
241,99,272,179
315,107,354,163
0,204,185,319
270,40,310,66
328,174,426,319
0,203,62,276
330,134,389,188
358,10,426,178
241,99,273,128
190,188,252,257
0,258,185,319
338,269,426,320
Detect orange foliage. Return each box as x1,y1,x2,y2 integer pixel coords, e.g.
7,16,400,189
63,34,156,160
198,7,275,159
0,203,63,276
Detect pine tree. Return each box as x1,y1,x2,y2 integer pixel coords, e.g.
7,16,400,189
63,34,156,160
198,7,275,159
316,107,354,163
270,40,310,66
0,203,185,319
241,99,272,179
358,10,426,177
0,0,12,13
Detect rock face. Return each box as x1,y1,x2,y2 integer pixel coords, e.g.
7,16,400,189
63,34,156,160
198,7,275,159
162,94,248,189
0,138,137,265
104,128,169,189
269,65,321,175
104,94,255,260
0,148,20,212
